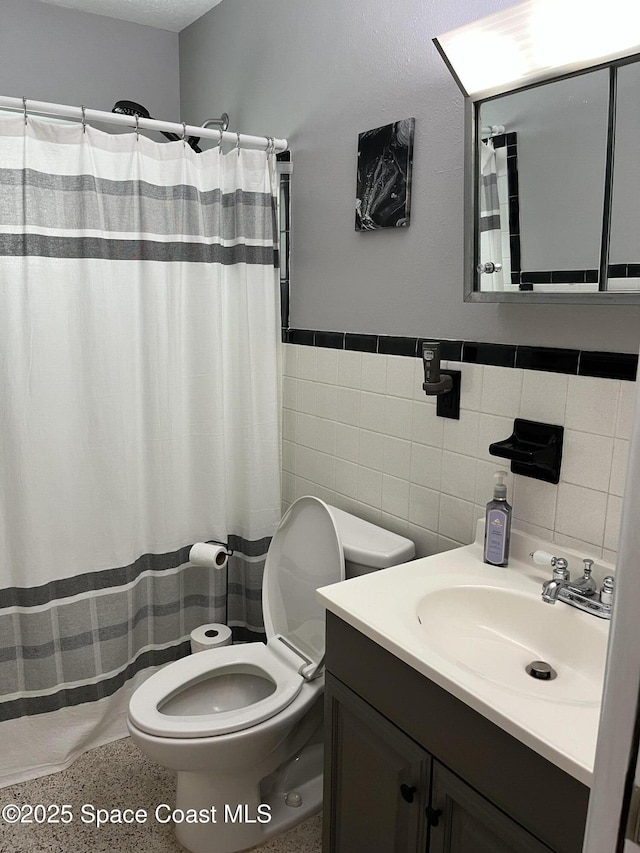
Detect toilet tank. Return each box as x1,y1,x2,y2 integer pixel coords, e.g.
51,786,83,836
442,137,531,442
326,505,415,578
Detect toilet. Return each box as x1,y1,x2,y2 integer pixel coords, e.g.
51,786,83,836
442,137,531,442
127,496,414,853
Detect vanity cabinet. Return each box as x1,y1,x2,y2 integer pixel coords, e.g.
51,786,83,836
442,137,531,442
323,613,589,853
326,674,429,852
428,762,552,853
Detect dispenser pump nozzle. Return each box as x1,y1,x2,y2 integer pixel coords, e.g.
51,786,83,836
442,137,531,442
493,470,508,500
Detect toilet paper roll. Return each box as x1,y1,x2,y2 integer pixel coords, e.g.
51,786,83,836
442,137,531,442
190,623,233,653
189,542,228,570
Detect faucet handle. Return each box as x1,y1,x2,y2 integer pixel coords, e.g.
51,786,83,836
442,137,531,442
530,550,568,569
582,558,594,577
600,576,615,607
530,550,570,580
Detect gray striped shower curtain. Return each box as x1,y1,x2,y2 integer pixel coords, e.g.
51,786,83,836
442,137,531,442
0,116,282,785
479,139,507,290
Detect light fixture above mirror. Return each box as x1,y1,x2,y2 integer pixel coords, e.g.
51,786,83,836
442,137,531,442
434,0,640,101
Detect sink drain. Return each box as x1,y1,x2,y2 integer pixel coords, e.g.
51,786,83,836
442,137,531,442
526,660,557,681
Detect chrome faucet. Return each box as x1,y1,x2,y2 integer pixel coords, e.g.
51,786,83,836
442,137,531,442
541,576,568,604
531,551,614,620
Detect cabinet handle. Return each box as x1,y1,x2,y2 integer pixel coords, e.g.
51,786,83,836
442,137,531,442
425,806,442,827
400,784,417,804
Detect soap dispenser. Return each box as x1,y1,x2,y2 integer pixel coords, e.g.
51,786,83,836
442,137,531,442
484,470,512,567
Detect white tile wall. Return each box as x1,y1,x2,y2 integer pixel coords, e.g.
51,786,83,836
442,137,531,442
281,345,635,562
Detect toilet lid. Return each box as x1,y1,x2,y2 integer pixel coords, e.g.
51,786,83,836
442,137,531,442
128,642,305,738
263,496,344,676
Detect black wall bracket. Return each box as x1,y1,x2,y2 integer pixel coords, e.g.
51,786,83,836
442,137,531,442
421,341,460,419
489,419,564,484
435,370,461,420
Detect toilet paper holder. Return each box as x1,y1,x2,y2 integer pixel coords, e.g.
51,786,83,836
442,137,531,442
188,539,235,628
209,539,233,556
210,539,233,557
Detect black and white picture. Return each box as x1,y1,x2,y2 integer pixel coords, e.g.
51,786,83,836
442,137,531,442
355,118,415,231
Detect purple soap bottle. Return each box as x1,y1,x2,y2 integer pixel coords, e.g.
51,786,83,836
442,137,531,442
484,470,512,567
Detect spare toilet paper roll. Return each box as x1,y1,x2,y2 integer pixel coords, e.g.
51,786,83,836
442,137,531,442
189,542,228,570
191,623,233,653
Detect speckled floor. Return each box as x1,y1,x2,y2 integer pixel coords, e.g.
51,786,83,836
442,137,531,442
0,737,322,853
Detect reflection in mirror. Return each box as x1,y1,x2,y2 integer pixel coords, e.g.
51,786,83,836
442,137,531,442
478,129,510,290
607,61,640,292
477,70,609,294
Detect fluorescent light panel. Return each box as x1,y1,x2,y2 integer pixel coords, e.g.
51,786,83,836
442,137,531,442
435,0,640,99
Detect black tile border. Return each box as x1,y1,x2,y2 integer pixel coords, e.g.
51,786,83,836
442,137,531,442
283,328,638,381
608,263,640,279
578,350,638,381
463,341,516,368
315,331,345,349
345,333,377,352
378,335,418,357
287,328,315,346
515,269,600,288
516,346,580,375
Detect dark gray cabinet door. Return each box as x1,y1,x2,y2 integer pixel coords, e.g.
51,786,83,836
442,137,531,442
429,762,554,853
324,674,430,853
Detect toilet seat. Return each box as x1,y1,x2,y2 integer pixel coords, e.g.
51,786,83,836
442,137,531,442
128,642,306,738
129,497,344,739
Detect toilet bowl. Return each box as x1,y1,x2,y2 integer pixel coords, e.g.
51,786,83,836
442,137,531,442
127,496,415,853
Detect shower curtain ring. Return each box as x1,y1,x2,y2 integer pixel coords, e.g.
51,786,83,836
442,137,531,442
81,105,86,133
236,132,241,156
182,122,187,146
22,96,28,126
217,128,223,148
135,113,139,141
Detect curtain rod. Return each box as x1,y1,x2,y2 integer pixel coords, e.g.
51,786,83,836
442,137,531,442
0,95,288,153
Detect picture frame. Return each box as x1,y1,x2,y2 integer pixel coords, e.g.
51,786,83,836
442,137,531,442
355,118,415,231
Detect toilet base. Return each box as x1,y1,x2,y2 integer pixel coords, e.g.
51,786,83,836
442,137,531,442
174,741,323,853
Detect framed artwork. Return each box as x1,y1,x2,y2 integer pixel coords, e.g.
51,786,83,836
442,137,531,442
355,118,415,231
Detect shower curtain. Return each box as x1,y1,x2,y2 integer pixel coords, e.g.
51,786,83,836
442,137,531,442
0,116,282,785
479,140,506,291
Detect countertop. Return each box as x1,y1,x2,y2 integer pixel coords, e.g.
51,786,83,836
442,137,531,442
317,523,612,786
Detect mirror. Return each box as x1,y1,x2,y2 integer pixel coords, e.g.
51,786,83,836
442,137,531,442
607,61,640,293
477,70,608,294
467,57,640,302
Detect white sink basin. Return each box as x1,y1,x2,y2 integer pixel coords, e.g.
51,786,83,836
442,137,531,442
416,585,606,705
317,523,613,785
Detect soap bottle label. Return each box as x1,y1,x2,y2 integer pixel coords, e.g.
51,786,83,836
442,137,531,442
485,509,508,565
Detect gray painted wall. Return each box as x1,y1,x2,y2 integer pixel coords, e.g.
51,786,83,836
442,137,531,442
179,0,640,353
1,0,180,130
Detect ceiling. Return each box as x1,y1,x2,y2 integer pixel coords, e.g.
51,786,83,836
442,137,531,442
36,0,224,32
